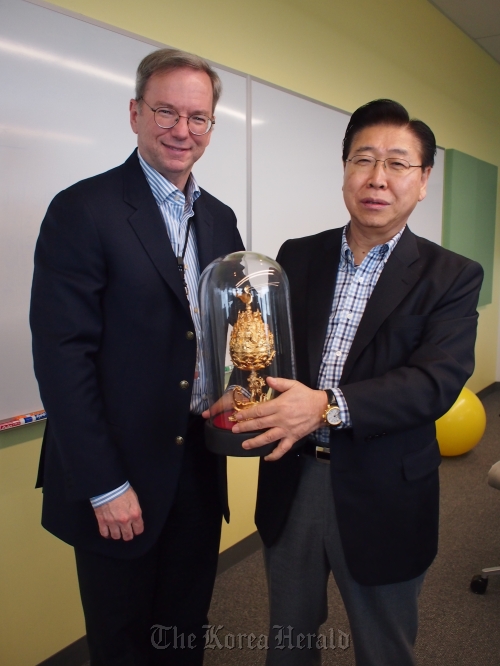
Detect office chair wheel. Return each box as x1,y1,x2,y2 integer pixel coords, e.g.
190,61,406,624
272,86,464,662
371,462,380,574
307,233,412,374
470,575,489,594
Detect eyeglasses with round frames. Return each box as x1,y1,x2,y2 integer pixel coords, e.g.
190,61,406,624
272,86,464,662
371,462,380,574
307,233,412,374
138,97,214,136
346,155,423,173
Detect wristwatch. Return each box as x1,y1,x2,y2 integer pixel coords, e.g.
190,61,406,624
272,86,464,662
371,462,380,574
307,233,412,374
322,389,342,427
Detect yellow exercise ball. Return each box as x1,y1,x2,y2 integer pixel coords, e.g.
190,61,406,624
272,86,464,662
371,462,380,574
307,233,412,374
436,387,486,457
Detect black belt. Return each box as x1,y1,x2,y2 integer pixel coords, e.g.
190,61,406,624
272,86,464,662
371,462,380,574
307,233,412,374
302,439,330,463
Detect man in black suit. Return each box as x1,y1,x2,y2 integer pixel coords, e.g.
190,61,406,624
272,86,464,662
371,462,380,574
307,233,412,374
30,48,243,665
231,100,483,665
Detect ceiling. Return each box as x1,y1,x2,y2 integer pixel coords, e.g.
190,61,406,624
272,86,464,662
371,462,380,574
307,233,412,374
428,0,500,65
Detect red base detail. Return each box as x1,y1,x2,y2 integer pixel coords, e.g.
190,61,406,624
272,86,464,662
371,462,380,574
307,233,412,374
212,411,235,430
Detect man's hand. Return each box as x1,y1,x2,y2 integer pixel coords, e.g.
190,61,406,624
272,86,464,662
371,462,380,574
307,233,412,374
231,377,328,461
202,386,248,419
201,390,238,420
93,487,144,541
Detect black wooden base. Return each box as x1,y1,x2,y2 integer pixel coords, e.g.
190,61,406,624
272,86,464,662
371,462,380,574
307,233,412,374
205,421,275,457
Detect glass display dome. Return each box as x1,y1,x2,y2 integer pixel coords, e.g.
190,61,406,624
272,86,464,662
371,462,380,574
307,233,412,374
199,251,296,456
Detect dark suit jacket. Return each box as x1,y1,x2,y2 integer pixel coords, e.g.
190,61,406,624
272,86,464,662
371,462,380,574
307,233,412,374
30,150,244,559
256,226,483,586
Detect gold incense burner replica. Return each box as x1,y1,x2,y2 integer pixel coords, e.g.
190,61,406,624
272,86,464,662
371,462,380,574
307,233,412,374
199,252,296,457
228,285,275,420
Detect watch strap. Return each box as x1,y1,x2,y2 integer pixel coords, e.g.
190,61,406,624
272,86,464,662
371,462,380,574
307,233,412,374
324,388,337,408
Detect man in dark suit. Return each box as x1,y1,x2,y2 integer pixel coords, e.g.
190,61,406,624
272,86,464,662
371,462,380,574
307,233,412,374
231,100,483,665
30,48,243,665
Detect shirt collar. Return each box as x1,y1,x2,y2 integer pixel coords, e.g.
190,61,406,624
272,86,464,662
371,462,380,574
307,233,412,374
137,150,201,208
340,223,405,269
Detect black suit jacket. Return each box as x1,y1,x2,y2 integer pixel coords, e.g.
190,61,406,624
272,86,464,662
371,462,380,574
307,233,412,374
256,226,483,586
31,150,244,558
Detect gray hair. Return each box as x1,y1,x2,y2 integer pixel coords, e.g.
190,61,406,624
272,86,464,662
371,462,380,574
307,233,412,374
135,48,222,112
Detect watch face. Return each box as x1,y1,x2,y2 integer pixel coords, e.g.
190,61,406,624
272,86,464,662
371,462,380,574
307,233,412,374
326,407,341,426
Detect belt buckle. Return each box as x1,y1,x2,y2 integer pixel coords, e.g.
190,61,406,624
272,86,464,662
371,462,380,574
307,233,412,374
315,445,330,463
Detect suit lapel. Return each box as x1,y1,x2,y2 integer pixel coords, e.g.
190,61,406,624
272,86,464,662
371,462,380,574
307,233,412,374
340,227,421,383
123,152,191,316
307,229,343,386
192,190,215,273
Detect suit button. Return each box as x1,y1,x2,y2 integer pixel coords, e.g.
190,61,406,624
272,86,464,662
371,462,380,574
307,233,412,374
179,380,189,390
175,436,184,445
186,331,195,340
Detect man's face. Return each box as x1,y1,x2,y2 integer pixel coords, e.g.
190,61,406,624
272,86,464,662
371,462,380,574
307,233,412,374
342,124,431,239
130,67,214,191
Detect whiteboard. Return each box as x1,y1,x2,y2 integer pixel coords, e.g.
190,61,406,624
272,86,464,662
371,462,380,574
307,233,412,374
0,0,445,422
251,81,350,259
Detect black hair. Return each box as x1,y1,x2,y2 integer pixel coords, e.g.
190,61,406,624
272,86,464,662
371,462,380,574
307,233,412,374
342,99,436,168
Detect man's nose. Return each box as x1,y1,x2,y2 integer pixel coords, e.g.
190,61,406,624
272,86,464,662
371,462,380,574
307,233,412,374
170,116,190,138
368,160,388,187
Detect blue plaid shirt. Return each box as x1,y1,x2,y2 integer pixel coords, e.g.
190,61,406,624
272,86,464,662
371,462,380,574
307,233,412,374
314,224,404,443
91,153,207,508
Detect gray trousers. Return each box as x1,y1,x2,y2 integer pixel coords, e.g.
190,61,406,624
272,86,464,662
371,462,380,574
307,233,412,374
264,455,425,666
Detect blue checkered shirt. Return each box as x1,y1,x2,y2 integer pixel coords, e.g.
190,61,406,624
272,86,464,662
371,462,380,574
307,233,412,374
91,152,207,507
313,224,404,443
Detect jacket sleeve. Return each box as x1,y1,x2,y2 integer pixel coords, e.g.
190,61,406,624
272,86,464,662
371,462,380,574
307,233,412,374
341,259,483,441
30,189,128,501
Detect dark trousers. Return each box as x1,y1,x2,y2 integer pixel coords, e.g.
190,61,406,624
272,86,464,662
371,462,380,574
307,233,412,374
75,417,223,666
265,455,425,666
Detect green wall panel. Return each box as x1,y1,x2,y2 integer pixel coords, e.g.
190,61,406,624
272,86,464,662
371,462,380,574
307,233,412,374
443,149,498,307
